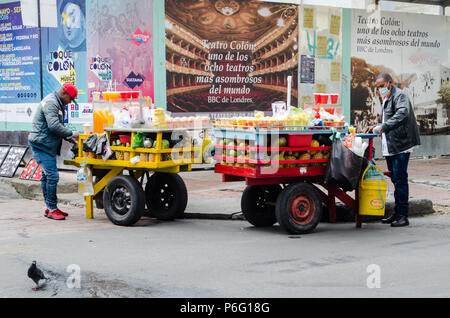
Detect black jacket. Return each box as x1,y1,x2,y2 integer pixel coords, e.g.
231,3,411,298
381,86,420,155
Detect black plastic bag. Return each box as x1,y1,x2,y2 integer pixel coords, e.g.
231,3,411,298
324,137,365,192
83,134,98,152
95,134,110,155
70,143,78,159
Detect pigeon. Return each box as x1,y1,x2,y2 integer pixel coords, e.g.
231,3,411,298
27,261,46,290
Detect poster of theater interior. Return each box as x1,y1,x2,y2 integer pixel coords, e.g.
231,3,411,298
165,0,299,114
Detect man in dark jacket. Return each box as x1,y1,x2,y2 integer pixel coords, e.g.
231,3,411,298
364,73,420,227
28,83,80,220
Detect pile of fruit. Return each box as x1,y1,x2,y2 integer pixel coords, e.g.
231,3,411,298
216,135,331,168
214,107,345,130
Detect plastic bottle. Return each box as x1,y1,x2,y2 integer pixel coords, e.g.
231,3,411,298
77,161,94,196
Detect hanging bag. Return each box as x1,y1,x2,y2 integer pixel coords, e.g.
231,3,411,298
324,131,367,192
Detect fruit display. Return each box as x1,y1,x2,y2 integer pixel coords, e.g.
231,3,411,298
214,107,345,130
215,134,331,169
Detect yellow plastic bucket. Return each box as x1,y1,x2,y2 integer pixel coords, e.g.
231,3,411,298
358,164,387,216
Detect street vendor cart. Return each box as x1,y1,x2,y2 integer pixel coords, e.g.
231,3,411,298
213,121,377,234
64,91,211,226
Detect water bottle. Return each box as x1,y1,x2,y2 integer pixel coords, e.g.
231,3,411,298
77,161,94,196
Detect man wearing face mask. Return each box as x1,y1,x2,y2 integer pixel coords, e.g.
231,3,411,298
364,73,420,227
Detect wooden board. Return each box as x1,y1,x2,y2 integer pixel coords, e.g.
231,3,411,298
0,146,28,178
20,158,39,180
31,165,43,181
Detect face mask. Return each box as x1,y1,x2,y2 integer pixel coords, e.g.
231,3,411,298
379,86,390,98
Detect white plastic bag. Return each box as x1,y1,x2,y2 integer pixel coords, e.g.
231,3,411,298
115,107,131,128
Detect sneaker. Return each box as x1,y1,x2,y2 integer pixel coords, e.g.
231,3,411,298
44,209,49,217
54,209,69,217
47,210,66,220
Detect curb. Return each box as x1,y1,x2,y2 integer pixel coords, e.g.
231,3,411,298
1,177,437,222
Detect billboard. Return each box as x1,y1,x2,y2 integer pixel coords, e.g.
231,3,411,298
40,0,88,123
165,0,299,114
350,9,449,135
0,1,41,104
86,0,154,102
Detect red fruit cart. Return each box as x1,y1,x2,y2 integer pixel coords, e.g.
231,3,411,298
213,124,376,234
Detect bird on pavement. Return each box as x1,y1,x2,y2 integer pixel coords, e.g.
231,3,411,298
27,261,46,290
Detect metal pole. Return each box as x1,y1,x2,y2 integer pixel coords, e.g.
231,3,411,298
37,0,43,100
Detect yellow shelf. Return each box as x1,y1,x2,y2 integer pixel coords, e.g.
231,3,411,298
110,146,201,153
74,157,197,169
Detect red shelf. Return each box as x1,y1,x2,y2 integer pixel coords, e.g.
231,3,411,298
214,144,331,152
214,155,329,165
214,163,327,179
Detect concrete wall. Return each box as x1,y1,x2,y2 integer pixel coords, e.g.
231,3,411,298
372,135,450,159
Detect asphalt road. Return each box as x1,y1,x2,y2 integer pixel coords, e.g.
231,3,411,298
1,207,450,298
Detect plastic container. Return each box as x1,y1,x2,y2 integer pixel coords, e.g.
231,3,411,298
313,93,321,105
103,91,120,102
330,94,339,104
92,91,101,101
119,91,132,101
359,164,387,216
320,94,329,104
93,109,112,133
83,123,91,134
77,161,94,196
287,134,313,147
119,134,131,144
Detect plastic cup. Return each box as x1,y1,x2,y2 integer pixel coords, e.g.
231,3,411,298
92,91,101,101
313,93,321,105
110,92,120,102
330,94,339,104
320,94,329,104
83,123,91,134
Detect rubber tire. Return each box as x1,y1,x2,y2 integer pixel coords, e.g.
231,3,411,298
275,183,322,234
145,173,188,220
241,184,282,227
103,175,145,226
93,169,109,209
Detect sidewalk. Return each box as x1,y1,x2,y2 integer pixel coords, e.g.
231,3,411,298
0,157,448,221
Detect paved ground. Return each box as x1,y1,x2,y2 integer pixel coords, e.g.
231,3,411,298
0,157,449,298
1,198,449,298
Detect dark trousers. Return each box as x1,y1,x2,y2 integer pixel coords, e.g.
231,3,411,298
385,152,410,217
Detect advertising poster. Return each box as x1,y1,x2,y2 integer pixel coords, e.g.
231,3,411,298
0,1,41,104
86,0,154,102
165,0,299,114
351,9,449,135
40,0,88,123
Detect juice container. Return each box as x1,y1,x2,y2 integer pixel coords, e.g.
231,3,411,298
93,109,107,133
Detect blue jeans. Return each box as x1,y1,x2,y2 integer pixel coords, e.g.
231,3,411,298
31,147,59,210
385,152,410,217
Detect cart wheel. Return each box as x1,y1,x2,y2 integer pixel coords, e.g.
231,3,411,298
276,183,322,234
93,169,108,209
145,173,188,220
103,175,145,226
241,184,282,227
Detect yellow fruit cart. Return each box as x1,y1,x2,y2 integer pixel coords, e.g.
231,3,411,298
64,126,211,226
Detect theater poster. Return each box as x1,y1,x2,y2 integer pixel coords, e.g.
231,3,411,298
40,0,88,123
0,1,41,104
86,0,154,102
351,9,449,135
165,0,299,115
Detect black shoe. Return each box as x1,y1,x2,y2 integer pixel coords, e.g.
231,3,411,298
391,216,409,227
381,213,400,224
